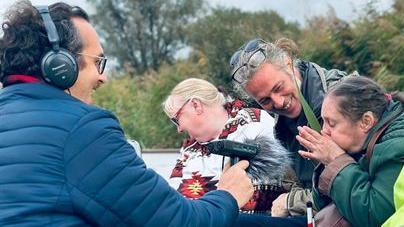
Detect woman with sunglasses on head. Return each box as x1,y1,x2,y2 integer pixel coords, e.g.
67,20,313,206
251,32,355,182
163,78,294,216
297,76,404,227
229,38,356,220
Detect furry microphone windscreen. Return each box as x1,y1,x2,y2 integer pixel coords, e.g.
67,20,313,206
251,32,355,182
243,135,291,185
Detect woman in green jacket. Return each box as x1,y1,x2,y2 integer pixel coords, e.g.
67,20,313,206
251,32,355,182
296,76,404,227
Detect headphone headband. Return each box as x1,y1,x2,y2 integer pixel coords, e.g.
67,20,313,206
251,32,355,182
35,6,60,50
33,5,78,90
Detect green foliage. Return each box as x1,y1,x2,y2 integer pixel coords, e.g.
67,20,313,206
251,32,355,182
299,14,340,69
94,61,208,148
186,8,300,90
92,0,403,148
299,0,404,91
87,0,206,75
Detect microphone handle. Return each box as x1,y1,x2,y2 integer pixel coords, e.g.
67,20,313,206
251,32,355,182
230,156,240,166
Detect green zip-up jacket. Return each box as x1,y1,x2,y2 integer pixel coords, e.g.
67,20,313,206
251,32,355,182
313,100,404,227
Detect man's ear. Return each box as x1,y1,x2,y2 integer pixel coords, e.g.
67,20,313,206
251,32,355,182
360,111,377,133
284,56,298,77
284,57,293,69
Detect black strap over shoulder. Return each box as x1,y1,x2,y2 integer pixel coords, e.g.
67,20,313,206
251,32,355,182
365,108,403,169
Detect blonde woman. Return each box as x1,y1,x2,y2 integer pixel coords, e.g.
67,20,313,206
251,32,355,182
163,78,292,214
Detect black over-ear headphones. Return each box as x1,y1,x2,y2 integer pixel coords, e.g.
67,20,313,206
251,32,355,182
35,5,78,90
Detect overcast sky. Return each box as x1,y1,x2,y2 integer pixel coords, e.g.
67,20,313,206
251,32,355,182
0,0,395,25
209,0,394,24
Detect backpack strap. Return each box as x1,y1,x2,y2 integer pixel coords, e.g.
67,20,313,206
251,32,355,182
310,62,328,92
365,108,403,167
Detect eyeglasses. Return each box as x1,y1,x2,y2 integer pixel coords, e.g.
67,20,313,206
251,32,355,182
230,39,267,83
77,52,108,74
170,99,191,127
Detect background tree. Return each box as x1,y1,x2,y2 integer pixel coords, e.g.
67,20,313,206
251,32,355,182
88,0,205,75
186,8,300,90
351,0,404,89
299,9,357,72
94,61,207,148
299,0,404,90
91,0,403,148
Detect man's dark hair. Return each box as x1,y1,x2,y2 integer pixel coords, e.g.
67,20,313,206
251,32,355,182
0,0,89,83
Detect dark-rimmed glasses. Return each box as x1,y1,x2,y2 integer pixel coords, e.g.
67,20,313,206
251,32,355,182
77,52,108,74
170,99,191,127
230,39,267,83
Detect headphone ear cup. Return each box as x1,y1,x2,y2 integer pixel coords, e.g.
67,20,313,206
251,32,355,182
41,48,78,90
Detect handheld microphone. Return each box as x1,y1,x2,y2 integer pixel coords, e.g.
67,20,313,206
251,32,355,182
206,136,291,184
205,139,259,165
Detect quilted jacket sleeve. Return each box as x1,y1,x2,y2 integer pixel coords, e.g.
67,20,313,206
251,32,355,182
63,109,239,226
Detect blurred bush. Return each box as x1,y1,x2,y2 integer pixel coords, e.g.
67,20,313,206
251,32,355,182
94,60,209,148
299,0,404,91
93,0,403,148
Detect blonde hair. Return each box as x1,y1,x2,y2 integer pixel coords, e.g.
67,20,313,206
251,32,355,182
163,78,226,118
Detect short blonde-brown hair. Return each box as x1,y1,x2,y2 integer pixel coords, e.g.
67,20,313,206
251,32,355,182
163,78,226,118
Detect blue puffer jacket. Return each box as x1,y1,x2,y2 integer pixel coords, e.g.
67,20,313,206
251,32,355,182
0,83,238,226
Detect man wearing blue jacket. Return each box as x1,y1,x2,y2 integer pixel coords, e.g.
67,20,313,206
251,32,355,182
0,1,253,226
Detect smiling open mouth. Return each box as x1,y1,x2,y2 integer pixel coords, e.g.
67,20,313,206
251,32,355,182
282,96,292,110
